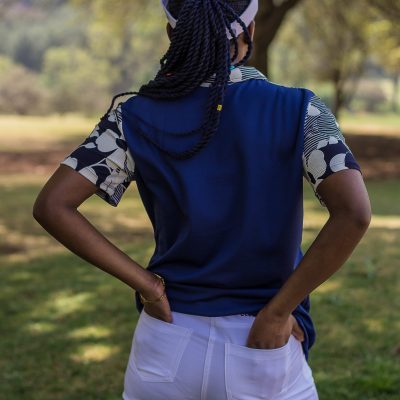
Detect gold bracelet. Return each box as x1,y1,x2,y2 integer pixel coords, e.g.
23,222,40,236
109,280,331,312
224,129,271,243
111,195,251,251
139,273,166,304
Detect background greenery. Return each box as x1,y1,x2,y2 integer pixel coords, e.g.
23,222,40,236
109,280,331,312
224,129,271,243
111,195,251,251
0,0,399,399
1,157,399,399
0,0,399,117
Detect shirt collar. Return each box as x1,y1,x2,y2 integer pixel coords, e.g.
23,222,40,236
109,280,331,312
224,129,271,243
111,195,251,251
200,65,268,87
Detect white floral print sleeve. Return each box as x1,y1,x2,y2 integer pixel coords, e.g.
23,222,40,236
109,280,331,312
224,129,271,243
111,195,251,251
60,103,136,207
302,95,362,207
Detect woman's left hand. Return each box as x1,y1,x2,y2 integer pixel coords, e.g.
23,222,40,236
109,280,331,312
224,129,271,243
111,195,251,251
246,308,304,349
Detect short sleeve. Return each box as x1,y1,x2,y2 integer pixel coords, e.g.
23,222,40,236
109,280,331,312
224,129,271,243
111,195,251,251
302,94,363,207
60,103,136,207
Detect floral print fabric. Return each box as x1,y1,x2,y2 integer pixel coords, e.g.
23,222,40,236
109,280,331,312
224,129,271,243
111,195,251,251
60,104,135,207
60,96,362,208
302,95,362,207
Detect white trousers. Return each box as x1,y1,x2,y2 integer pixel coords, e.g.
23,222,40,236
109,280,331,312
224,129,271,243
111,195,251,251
122,309,319,400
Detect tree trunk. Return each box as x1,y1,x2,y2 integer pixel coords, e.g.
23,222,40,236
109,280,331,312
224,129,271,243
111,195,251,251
392,73,399,113
250,0,304,77
333,85,344,121
332,69,345,120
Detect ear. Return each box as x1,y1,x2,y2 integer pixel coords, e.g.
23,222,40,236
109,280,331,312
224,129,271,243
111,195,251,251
166,22,173,40
238,20,255,45
248,20,255,41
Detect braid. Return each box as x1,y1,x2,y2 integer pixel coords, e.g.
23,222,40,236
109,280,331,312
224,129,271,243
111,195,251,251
105,0,254,160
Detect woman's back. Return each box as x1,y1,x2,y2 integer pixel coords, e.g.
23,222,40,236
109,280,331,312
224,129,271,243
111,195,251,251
119,66,310,313
34,1,371,398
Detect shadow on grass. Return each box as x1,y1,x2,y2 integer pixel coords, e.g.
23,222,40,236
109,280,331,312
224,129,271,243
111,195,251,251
302,224,400,400
0,178,399,399
0,240,155,400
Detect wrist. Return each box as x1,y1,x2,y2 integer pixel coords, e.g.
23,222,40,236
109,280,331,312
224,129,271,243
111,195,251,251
261,303,291,321
138,272,165,301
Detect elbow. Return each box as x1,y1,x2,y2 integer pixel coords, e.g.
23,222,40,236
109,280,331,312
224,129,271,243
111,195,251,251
32,194,60,222
350,200,372,230
331,208,372,231
351,211,372,230
33,194,75,223
32,197,49,222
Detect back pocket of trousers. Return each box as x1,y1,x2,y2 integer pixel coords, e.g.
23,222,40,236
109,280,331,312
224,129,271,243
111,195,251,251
132,309,193,382
225,334,296,399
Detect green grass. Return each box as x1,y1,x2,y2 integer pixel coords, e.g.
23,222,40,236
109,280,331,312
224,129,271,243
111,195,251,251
0,113,399,399
0,110,400,152
0,114,96,151
340,111,400,137
0,175,399,399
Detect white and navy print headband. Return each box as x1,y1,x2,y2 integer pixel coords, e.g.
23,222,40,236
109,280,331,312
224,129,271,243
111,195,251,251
160,0,258,40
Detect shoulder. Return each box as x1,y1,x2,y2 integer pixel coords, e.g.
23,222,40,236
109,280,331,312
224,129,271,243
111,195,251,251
258,76,315,97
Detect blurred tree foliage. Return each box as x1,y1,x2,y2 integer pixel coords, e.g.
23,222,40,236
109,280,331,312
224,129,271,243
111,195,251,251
271,0,371,118
368,0,400,21
0,3,86,71
42,47,113,114
70,0,168,93
271,0,400,117
0,0,398,116
368,3,400,112
0,55,50,115
251,0,303,76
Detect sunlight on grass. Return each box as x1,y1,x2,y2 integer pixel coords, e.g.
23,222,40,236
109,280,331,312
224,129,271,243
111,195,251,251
370,215,400,229
0,173,50,185
68,326,112,340
0,114,95,151
25,321,56,334
363,318,384,333
50,291,95,317
314,280,341,294
70,344,120,363
341,111,400,137
32,291,95,319
0,148,399,398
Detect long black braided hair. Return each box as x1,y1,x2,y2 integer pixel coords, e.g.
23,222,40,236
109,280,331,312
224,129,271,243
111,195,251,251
105,0,254,160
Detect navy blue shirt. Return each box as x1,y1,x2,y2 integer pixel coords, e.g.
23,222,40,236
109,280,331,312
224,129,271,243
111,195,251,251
60,65,362,361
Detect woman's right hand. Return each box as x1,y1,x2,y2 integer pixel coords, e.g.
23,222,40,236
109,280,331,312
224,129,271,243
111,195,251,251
246,308,305,350
139,274,173,323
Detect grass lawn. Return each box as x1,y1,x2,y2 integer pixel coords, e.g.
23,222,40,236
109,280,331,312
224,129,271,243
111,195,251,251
340,111,400,137
0,113,399,399
0,175,399,399
0,114,95,152
0,111,400,152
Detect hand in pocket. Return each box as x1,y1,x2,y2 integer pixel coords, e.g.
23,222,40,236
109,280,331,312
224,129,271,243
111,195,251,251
291,314,305,342
246,310,304,349
143,294,173,323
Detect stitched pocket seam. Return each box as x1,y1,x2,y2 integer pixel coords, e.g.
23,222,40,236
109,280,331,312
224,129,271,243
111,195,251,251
225,335,294,400
132,312,193,382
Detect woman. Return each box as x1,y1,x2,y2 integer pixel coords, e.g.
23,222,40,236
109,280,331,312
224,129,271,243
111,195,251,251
33,0,372,399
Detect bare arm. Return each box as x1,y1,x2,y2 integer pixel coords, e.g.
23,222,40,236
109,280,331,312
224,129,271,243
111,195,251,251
32,164,163,300
264,168,371,319
246,168,371,348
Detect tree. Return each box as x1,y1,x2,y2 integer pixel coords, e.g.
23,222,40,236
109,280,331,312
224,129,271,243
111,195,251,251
72,0,304,85
250,0,304,77
42,46,113,114
70,0,168,93
0,56,50,115
274,0,372,118
368,2,400,112
368,0,400,21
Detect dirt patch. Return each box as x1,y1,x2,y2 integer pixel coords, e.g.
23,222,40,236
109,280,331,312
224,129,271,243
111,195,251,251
345,134,400,179
0,149,71,174
0,243,26,255
0,134,399,178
